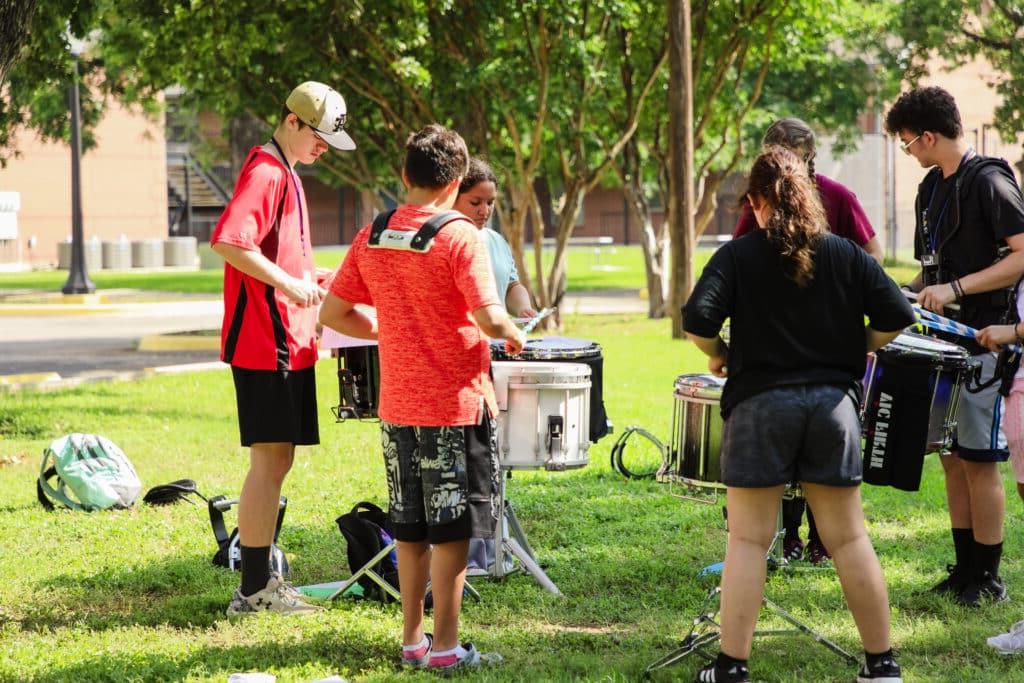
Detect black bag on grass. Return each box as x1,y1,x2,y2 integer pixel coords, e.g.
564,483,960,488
208,494,290,576
336,501,399,601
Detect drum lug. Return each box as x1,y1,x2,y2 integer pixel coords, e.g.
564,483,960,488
547,415,564,461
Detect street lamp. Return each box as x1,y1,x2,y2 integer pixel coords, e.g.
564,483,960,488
61,36,95,295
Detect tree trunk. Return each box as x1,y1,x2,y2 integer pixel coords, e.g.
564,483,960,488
667,0,695,338
0,0,37,85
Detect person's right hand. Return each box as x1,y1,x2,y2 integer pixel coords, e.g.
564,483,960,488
709,354,728,378
505,330,526,356
976,323,1018,352
282,276,324,308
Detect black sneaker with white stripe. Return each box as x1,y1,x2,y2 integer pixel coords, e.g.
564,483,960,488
856,653,902,682
695,662,751,682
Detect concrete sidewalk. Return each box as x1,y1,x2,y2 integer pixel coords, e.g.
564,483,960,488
0,289,646,391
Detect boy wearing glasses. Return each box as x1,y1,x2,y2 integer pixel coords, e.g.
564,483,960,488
885,86,1024,607
212,81,356,615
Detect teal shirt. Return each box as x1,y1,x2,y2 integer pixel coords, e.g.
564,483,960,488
480,227,519,308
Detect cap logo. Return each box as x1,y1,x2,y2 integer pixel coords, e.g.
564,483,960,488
331,112,347,133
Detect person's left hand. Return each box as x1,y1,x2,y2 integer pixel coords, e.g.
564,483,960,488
976,324,1018,352
917,282,956,313
709,354,727,378
518,306,539,319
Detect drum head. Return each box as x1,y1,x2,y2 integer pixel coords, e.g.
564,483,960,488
880,331,970,365
673,373,725,400
491,336,601,361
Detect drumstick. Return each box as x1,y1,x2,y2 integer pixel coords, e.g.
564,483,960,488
912,304,1021,353
520,307,554,335
902,289,961,312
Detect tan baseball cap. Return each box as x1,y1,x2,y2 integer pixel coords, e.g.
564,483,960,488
285,81,356,151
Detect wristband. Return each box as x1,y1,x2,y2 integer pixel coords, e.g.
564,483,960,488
950,279,964,303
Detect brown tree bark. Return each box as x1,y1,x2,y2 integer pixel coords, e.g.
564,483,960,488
667,0,695,338
0,0,38,85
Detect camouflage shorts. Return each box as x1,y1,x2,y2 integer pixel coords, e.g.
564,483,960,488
380,411,500,544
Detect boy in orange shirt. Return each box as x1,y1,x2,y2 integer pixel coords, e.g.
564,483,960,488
320,124,523,672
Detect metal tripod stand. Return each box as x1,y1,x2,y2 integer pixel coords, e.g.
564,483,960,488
490,470,563,596
643,495,856,677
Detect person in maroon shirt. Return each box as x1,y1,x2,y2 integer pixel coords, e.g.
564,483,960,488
733,118,884,567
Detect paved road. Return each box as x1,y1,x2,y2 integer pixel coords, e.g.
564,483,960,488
0,292,646,381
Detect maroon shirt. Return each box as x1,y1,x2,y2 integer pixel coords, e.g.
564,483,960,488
732,173,876,245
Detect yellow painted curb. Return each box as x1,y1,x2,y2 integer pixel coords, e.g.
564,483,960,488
0,372,61,385
0,305,119,316
137,334,221,352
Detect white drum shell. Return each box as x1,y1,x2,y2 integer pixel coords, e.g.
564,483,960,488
491,361,591,471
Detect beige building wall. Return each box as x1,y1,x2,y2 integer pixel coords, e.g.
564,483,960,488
892,55,1024,250
0,98,168,266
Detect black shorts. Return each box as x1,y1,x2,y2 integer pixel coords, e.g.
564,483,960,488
231,366,319,447
721,384,862,488
381,411,500,544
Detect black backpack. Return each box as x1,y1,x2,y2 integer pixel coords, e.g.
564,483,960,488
335,501,399,601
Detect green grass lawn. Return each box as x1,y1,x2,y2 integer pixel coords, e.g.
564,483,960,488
0,315,1020,682
0,245,921,297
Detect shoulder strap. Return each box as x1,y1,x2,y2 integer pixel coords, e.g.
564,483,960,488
409,210,465,251
958,156,1011,199
368,209,398,246
37,446,84,512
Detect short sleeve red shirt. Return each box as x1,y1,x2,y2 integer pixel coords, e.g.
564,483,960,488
731,174,877,246
330,205,501,426
211,147,318,370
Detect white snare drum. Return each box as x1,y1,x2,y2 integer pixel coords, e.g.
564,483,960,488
491,361,592,471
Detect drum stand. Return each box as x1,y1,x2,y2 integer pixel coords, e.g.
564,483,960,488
643,500,855,678
490,470,564,596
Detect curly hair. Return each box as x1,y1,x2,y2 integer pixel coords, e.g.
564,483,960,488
745,145,827,287
458,157,498,194
763,118,817,178
404,124,469,190
884,87,962,139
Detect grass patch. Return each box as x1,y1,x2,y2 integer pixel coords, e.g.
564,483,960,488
0,315,1020,682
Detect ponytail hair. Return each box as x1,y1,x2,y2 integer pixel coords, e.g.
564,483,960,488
745,145,827,287
763,117,817,179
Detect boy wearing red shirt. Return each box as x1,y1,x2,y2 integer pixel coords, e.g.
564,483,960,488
320,125,523,672
211,81,355,615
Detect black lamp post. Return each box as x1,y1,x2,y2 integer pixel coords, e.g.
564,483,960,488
61,40,95,295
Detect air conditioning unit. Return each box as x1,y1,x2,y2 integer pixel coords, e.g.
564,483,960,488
0,191,20,240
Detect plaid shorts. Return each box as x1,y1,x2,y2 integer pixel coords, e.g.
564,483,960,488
381,410,500,544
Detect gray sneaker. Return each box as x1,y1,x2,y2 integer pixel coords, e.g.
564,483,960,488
226,575,323,616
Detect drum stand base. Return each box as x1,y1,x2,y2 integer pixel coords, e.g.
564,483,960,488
490,471,564,597
642,585,857,678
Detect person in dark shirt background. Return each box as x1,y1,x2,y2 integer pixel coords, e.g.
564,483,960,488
683,146,914,683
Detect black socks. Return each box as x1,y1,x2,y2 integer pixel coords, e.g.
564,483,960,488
240,545,272,596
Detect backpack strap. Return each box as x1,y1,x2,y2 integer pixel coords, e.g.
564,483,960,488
37,446,85,512
208,494,287,548
367,209,465,252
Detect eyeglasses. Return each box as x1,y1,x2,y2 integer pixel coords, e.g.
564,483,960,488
898,134,922,155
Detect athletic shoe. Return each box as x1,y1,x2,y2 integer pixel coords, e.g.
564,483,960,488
987,620,1024,654
929,563,967,596
695,661,751,682
957,571,1009,607
804,539,831,565
856,653,902,682
426,643,502,673
783,537,804,562
226,575,324,616
402,633,433,668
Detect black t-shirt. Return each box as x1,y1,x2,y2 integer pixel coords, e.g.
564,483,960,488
913,156,1024,331
682,231,915,416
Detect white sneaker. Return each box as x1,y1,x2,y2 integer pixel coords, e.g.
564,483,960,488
226,575,324,616
987,620,1024,655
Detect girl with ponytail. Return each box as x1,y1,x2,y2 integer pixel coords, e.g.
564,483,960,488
682,146,915,683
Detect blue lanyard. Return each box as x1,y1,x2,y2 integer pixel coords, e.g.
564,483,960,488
269,137,307,259
924,149,974,253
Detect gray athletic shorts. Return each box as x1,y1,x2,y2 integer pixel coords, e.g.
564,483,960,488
951,352,1009,463
380,411,500,544
721,384,862,488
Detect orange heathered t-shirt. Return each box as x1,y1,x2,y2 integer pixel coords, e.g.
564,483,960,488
330,205,501,426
